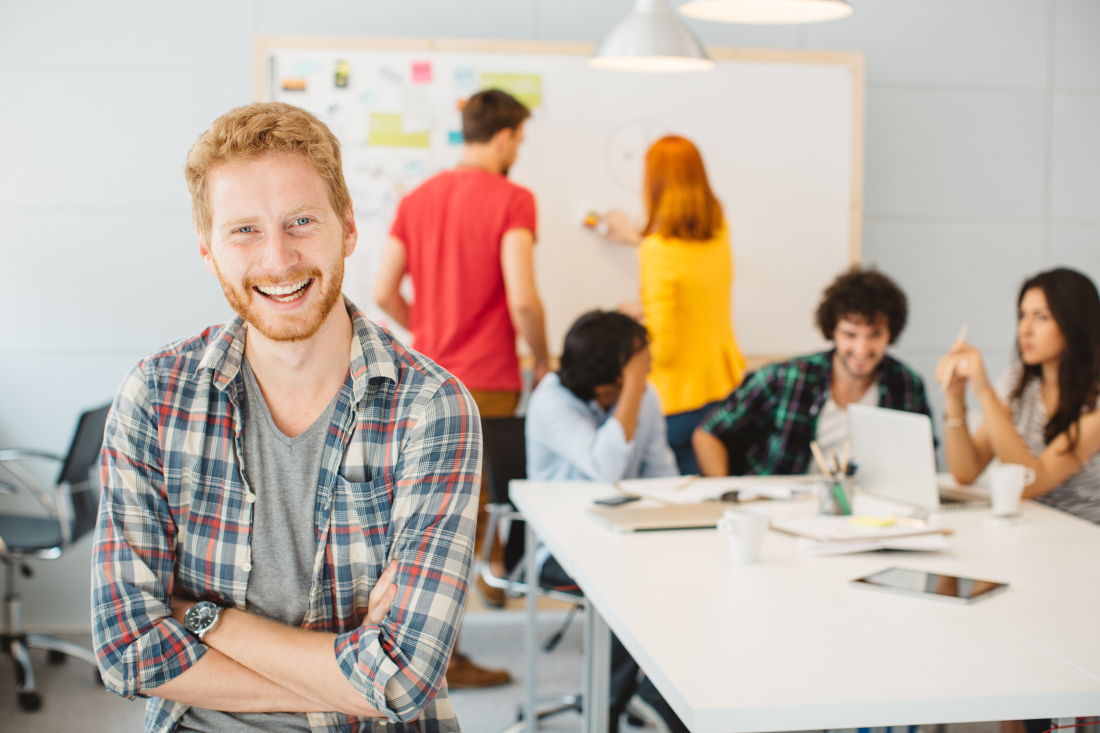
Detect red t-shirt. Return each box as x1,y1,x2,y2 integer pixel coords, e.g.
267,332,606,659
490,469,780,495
390,168,537,392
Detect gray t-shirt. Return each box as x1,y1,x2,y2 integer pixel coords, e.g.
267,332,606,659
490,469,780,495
178,357,341,732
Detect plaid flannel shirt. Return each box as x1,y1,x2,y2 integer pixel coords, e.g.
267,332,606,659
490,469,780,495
698,350,932,475
92,297,481,733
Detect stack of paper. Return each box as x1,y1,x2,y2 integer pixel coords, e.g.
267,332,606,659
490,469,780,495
614,476,821,506
770,515,952,557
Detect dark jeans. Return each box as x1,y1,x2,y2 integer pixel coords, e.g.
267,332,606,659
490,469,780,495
665,401,722,475
541,557,688,733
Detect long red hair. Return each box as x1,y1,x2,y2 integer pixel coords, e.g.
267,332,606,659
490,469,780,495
642,136,723,241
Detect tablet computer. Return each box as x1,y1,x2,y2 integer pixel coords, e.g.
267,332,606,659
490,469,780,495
851,567,1008,605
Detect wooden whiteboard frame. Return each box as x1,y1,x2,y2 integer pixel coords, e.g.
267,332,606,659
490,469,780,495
254,36,865,265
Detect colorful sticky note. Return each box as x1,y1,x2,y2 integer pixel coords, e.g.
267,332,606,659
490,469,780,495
411,61,433,84
368,113,430,149
448,131,464,145
454,66,476,90
479,72,542,108
282,78,307,92
291,60,319,76
334,60,350,88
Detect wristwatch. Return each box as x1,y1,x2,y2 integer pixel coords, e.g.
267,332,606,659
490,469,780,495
183,601,222,640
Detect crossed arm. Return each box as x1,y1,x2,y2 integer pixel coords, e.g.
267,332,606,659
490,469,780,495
152,562,398,715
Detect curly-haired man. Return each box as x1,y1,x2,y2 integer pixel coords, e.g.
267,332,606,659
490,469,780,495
693,267,932,476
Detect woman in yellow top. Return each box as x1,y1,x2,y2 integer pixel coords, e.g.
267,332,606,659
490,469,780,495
605,135,746,474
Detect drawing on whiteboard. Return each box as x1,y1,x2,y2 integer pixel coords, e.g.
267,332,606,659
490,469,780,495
379,65,403,84
479,72,542,108
400,88,434,134
605,119,668,192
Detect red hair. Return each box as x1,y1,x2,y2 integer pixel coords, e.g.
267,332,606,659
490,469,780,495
643,136,723,241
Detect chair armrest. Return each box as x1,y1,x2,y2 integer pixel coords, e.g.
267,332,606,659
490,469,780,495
0,451,64,518
0,449,65,464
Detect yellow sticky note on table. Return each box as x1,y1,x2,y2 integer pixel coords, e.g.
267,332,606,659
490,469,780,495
849,516,896,528
479,73,542,108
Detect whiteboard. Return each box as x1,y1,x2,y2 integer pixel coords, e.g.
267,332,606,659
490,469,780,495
257,38,864,356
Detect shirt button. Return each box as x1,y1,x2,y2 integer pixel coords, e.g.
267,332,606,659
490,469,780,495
245,493,256,503
242,562,252,571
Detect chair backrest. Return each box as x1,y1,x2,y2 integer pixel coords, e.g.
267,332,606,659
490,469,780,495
57,404,111,486
57,404,111,543
480,416,527,505
481,416,528,573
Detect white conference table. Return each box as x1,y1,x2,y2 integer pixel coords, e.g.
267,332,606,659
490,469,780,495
510,481,1100,733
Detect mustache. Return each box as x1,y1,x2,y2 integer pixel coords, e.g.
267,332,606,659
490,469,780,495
245,266,322,290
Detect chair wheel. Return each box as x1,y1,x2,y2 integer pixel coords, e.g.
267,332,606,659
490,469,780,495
18,690,42,711
47,650,67,664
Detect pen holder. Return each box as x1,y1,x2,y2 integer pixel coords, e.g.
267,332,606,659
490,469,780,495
819,476,854,516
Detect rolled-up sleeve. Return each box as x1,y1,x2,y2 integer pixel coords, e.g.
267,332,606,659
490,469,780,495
91,363,206,699
333,377,482,722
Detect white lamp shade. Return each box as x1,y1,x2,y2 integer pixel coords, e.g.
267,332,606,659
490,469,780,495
590,0,714,73
679,0,853,24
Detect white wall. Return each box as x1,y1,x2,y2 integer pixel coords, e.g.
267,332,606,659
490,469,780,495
1,0,1098,630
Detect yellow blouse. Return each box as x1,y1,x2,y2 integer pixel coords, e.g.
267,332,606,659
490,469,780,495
639,225,746,415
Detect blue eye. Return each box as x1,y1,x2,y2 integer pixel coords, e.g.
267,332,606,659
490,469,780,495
237,226,253,233
295,217,311,226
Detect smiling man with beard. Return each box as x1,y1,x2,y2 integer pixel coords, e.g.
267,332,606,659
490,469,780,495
91,102,481,733
692,267,932,477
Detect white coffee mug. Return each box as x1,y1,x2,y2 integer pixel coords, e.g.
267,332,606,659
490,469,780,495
987,463,1036,517
716,508,769,565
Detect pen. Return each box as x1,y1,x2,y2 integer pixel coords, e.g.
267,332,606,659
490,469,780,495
939,324,970,393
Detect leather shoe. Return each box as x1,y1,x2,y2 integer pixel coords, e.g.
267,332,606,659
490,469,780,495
477,574,506,608
446,653,512,689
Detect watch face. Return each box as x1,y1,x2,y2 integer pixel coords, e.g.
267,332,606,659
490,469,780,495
186,602,218,632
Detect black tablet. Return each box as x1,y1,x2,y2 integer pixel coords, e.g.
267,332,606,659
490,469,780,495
852,567,1008,605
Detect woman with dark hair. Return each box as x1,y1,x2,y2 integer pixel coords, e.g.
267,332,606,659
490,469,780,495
937,267,1100,524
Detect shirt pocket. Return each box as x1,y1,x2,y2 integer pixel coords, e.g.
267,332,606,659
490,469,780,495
331,473,393,607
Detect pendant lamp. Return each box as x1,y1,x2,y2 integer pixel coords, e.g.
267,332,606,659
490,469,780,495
679,0,853,24
589,0,714,73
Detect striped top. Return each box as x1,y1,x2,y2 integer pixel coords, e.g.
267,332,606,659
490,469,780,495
92,297,480,733
994,364,1100,524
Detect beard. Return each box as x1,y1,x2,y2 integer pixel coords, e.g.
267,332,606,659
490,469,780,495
836,350,881,379
215,255,345,343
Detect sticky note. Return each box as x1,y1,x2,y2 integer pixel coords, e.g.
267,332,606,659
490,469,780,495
291,59,319,76
448,130,464,145
479,72,542,108
849,516,896,528
454,66,477,90
412,61,433,84
368,114,430,149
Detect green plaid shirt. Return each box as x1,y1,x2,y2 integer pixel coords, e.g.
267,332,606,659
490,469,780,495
698,350,932,475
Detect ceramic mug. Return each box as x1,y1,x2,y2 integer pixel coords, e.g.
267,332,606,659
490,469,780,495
987,463,1036,517
716,508,769,565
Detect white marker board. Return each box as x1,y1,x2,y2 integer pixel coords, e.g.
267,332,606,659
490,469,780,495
256,38,864,356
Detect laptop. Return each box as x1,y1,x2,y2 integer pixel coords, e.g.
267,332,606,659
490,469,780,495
847,404,989,511
587,502,733,533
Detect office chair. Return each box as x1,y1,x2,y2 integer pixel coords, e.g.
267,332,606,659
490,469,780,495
479,416,585,729
0,403,111,711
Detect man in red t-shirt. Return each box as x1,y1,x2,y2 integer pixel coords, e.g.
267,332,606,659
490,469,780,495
375,89,550,688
